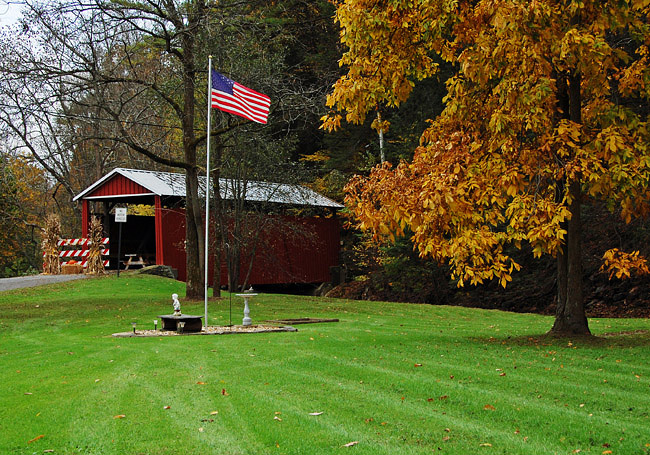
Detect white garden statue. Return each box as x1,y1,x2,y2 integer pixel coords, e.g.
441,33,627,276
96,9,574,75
172,293,181,315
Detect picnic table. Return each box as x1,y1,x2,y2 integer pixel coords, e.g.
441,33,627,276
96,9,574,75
124,254,146,270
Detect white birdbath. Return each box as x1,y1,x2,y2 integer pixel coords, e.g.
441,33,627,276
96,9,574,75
236,293,258,326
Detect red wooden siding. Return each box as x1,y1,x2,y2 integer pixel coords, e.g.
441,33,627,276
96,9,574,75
160,207,188,281
227,216,340,285
87,174,151,198
82,200,89,238
154,196,164,265
159,211,340,285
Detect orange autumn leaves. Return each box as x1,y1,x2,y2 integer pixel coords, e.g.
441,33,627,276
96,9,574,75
329,0,650,287
0,155,49,271
346,132,525,288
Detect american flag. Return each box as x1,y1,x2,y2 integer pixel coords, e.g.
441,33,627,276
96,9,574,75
211,70,271,124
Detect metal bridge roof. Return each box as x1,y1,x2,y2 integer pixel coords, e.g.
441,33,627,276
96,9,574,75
73,168,343,209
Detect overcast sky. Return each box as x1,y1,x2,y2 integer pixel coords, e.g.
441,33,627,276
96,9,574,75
0,1,23,27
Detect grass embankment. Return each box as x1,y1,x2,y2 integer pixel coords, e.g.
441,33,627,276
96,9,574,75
1,274,649,455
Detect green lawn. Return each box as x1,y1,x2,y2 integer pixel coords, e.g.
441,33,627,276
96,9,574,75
1,274,649,455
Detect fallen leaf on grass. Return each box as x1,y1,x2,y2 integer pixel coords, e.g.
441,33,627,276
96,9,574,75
309,412,323,416
602,451,612,455
479,443,492,447
414,363,423,367
163,406,171,410
198,427,204,432
221,388,229,396
24,392,33,395
274,416,282,421
342,441,359,447
210,411,219,415
113,415,126,419
44,450,54,453
442,436,450,442
27,435,44,444
483,404,496,411
439,395,449,400
196,381,206,385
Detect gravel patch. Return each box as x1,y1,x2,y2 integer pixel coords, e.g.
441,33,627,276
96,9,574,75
112,325,297,337
0,274,90,292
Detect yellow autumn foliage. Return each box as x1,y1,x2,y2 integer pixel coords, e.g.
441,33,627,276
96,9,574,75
331,0,650,287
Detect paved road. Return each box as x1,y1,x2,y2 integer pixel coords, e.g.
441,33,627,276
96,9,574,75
0,274,89,292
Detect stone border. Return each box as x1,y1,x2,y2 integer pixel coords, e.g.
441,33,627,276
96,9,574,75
112,325,297,337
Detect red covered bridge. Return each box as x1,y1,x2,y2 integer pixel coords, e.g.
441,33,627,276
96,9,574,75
73,168,343,286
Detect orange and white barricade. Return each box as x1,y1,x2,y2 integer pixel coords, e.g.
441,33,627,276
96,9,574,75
43,238,110,268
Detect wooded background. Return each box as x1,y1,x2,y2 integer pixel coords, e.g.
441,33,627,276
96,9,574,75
1,0,649,330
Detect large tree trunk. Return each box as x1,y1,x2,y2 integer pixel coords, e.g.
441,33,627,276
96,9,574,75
551,181,590,335
185,167,204,299
181,24,204,300
550,71,590,335
211,142,224,299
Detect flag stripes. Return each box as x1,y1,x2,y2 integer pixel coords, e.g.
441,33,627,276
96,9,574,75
210,70,270,124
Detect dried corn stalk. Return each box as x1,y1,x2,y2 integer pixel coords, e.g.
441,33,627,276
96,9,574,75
42,214,61,275
86,216,105,274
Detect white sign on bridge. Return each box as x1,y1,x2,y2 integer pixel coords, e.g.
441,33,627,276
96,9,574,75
115,207,127,223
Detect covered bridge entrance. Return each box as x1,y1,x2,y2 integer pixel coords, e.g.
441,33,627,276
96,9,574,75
73,168,343,285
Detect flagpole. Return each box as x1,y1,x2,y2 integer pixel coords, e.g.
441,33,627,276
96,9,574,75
204,56,212,330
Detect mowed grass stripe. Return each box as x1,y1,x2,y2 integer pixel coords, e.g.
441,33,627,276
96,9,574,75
244,363,562,455
2,275,650,454
233,336,557,453
62,341,254,454
258,325,650,453
246,324,634,455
